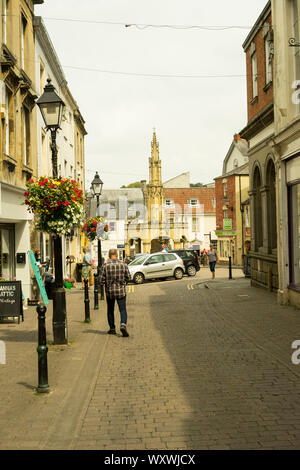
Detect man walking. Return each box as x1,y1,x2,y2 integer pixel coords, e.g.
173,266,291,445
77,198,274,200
99,248,131,337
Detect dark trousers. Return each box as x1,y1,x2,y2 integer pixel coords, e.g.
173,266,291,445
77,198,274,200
106,296,127,330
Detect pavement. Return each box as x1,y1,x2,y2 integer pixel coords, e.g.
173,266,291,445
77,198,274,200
1,267,300,450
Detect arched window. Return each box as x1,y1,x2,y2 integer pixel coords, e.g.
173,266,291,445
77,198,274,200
266,159,277,252
253,166,263,250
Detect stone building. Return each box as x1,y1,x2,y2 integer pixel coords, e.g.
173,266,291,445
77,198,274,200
239,1,278,290
0,0,43,298
270,0,300,306
34,16,87,279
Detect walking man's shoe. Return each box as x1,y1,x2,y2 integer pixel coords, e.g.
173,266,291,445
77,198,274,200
120,325,129,337
107,328,116,335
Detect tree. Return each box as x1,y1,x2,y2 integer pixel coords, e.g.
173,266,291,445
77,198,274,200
190,182,204,187
120,182,142,189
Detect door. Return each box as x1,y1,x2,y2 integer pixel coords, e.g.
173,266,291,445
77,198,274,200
163,253,178,276
144,254,167,279
0,224,15,280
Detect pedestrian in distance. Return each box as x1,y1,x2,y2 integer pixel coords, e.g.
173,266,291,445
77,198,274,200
207,244,218,279
99,248,131,337
82,247,92,289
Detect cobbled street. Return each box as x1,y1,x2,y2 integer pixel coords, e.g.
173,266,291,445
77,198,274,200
1,268,300,450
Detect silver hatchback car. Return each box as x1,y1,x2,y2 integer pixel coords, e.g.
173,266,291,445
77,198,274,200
128,252,185,284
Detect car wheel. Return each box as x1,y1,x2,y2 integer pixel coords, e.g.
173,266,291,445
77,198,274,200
174,268,184,280
187,265,197,277
133,272,144,284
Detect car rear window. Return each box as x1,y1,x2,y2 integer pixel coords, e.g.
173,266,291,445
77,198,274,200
185,251,196,258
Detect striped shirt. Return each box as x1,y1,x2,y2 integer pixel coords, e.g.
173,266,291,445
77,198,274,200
99,258,131,299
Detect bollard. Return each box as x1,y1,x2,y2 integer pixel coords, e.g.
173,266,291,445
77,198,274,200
84,278,91,323
94,273,99,310
229,256,233,280
36,304,50,394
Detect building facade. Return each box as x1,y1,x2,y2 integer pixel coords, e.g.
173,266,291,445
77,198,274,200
0,0,43,298
34,16,87,279
270,0,300,306
240,1,278,290
215,162,250,266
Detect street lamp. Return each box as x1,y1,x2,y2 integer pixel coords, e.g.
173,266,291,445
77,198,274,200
91,172,104,306
37,79,67,344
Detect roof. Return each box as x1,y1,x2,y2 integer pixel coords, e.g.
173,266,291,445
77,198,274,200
242,1,271,51
215,163,249,180
164,187,216,214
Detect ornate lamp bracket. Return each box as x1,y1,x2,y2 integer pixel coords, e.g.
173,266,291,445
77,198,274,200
289,37,300,47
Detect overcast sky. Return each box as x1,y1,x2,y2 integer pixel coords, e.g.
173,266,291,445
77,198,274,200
35,0,267,189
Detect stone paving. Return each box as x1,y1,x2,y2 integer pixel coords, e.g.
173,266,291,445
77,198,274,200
1,268,300,449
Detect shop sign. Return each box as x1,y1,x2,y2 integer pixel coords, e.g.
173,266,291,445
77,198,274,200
223,218,233,230
0,281,23,323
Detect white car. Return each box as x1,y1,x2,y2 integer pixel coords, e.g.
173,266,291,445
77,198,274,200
128,252,185,284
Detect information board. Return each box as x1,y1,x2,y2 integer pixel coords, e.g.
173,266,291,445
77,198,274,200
0,281,24,323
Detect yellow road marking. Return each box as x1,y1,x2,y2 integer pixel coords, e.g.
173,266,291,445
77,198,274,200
127,285,135,294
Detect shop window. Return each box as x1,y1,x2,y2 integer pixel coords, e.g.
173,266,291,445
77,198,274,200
289,183,300,286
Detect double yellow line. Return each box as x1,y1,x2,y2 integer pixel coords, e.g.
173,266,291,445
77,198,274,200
127,285,135,294
187,284,195,291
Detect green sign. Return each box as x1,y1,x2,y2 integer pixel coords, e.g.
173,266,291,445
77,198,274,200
223,218,233,230
28,250,49,306
216,231,236,237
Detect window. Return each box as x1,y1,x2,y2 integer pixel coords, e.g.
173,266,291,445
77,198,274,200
265,35,273,84
147,254,163,265
188,199,199,207
165,198,174,207
169,214,175,228
266,160,277,252
192,216,198,232
23,106,30,166
110,222,116,231
223,209,228,219
21,15,27,70
109,202,116,219
212,198,216,208
128,201,136,218
289,183,300,285
3,0,8,45
251,51,258,98
223,182,228,198
164,254,176,262
39,60,45,95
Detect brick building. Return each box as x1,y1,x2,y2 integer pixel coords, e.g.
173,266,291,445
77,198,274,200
164,187,217,252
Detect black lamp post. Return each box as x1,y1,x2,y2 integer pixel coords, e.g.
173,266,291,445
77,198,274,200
37,79,67,345
91,172,104,305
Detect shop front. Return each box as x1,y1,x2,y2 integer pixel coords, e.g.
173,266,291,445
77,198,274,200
287,156,300,305
0,183,33,300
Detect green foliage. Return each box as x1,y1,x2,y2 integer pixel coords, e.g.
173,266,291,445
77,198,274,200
190,182,204,187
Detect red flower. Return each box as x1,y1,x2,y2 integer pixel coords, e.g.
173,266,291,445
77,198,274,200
24,192,29,197
64,201,70,206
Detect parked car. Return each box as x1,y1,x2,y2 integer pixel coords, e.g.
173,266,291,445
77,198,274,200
128,252,185,284
168,249,200,277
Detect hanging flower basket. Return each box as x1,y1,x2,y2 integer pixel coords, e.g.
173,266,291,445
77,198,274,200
24,177,85,236
82,217,110,241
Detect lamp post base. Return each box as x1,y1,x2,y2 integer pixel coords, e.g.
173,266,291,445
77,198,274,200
52,287,68,344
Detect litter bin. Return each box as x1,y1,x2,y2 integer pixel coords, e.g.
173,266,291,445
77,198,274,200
76,263,83,282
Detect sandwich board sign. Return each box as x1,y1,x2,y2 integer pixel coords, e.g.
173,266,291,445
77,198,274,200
0,280,24,323
28,250,49,306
